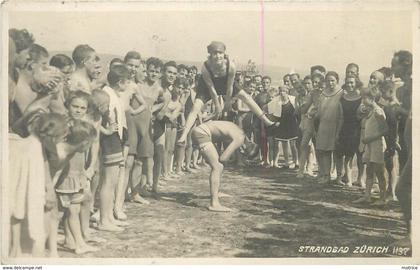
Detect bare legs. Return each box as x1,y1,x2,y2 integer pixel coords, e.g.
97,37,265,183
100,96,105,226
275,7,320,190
178,99,204,143
343,155,354,186
9,217,22,257
200,144,232,212
179,92,275,144
354,162,387,204
130,158,150,204
153,135,165,194
236,90,274,126
114,148,130,220
90,171,100,213
175,143,186,174
99,166,123,231
317,150,332,183
385,153,398,200
67,204,98,254
184,131,194,170
281,141,290,166
80,191,96,241
334,153,344,184
45,206,59,257
298,132,312,177
355,151,365,187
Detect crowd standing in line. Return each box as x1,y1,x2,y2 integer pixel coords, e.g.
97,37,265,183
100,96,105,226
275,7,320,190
7,28,413,257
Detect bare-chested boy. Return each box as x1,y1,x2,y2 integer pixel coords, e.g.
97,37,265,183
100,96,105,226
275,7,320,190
69,44,102,94
9,28,34,114
14,44,50,114
191,120,257,212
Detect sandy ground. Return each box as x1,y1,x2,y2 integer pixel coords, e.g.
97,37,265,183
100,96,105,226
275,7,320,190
58,164,410,258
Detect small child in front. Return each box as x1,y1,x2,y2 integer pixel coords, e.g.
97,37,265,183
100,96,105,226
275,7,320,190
354,87,388,205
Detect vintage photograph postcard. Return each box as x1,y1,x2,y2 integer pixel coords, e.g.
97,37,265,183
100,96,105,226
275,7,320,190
1,0,419,266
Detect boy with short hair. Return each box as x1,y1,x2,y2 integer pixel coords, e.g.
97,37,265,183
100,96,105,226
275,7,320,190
69,44,102,94
129,57,169,199
98,65,130,231
14,44,50,113
353,88,388,205
177,64,189,79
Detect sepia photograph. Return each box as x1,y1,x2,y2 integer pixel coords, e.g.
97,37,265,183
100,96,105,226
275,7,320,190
1,0,419,265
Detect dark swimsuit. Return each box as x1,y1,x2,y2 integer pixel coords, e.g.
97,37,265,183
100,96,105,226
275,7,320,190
196,58,234,103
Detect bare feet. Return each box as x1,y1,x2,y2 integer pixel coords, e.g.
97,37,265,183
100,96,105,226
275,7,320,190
173,171,185,177
169,171,181,176
158,181,167,187
208,204,234,212
385,194,398,202
111,218,129,227
85,235,106,244
75,244,99,255
131,194,150,205
114,209,127,221
335,179,346,186
9,242,22,257
97,222,124,232
354,180,366,189
184,166,198,173
163,174,180,180
90,210,100,223
218,192,232,198
63,240,76,250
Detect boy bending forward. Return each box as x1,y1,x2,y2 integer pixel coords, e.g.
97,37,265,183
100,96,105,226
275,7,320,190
191,120,257,212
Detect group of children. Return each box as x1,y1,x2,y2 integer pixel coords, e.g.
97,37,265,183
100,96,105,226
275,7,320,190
7,28,412,257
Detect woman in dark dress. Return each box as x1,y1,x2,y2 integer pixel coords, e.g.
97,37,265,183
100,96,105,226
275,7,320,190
270,86,299,169
335,75,362,186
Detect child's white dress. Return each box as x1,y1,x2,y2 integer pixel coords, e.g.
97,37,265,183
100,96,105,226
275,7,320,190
9,133,46,243
361,106,387,164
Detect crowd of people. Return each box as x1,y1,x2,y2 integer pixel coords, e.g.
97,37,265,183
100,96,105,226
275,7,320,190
7,28,412,257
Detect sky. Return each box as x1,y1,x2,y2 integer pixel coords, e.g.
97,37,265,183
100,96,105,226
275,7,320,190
8,7,413,79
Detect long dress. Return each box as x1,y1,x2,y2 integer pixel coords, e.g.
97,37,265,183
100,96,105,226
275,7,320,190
315,88,343,151
9,134,46,243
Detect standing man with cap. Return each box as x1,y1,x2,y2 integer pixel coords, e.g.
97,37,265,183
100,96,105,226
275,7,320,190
178,41,276,143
